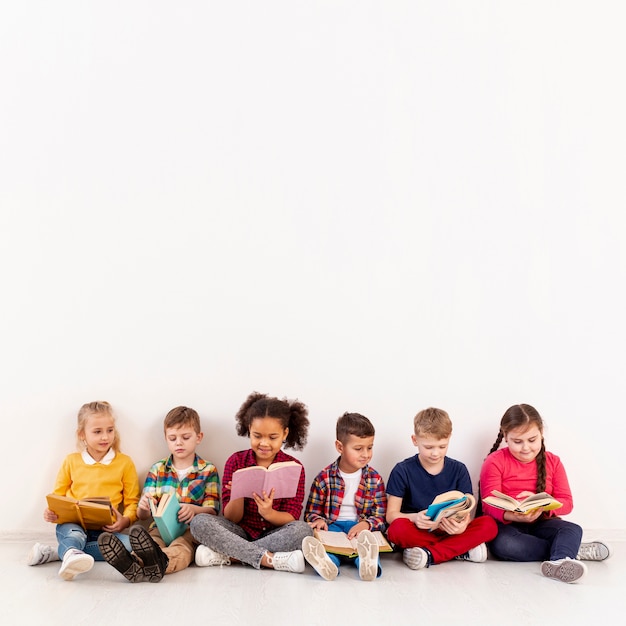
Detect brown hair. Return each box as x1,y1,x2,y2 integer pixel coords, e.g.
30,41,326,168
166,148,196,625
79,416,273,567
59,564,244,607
235,391,309,451
413,407,452,439
487,403,547,492
76,401,121,452
336,412,375,443
163,406,201,434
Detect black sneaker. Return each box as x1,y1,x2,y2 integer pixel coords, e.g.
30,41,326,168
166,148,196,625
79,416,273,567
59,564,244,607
98,532,146,583
129,525,169,582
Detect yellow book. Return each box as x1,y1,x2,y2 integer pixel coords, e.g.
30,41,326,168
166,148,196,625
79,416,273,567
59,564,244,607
313,529,393,557
482,490,563,514
46,493,115,530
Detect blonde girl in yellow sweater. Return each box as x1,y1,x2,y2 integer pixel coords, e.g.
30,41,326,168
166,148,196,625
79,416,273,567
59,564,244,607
28,401,140,580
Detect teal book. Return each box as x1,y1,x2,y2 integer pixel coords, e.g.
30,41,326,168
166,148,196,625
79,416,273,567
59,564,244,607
425,490,476,531
149,493,187,546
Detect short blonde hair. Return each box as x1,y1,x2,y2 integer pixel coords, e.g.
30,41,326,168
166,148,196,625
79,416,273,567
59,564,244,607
413,407,452,439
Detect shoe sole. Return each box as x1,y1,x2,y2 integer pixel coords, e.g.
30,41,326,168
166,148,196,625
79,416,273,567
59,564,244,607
356,530,379,581
58,553,94,581
129,526,167,581
541,559,587,583
98,533,144,582
302,538,338,581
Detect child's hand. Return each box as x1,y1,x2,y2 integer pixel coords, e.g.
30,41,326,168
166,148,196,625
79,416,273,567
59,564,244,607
414,510,438,531
347,521,370,540
503,509,543,523
103,509,130,533
308,518,328,531
253,489,275,519
43,507,58,523
177,503,195,524
516,491,536,499
438,515,470,535
138,493,154,513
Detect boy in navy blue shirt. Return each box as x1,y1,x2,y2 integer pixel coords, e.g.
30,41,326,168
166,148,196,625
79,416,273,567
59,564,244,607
386,407,497,569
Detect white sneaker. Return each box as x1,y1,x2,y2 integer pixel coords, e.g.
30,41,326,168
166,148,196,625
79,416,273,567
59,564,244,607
58,549,94,581
356,530,379,581
541,557,587,583
27,543,59,566
302,536,338,581
269,550,305,573
195,544,231,567
403,547,428,570
577,541,611,561
454,543,487,563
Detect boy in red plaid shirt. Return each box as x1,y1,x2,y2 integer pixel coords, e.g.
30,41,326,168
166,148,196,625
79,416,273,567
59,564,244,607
303,412,387,581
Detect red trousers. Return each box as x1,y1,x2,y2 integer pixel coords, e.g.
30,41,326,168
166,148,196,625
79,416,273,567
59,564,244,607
387,516,498,564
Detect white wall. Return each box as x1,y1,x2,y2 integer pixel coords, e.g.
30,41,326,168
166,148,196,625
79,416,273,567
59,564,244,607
2,2,625,535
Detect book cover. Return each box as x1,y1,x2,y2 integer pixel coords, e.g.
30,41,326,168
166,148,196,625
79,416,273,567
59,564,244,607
313,529,393,557
229,461,302,500
149,493,187,546
46,493,115,530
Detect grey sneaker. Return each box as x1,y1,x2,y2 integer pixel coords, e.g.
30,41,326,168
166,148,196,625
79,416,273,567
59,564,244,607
195,544,231,567
577,541,611,561
302,536,338,581
27,543,59,566
403,547,428,570
541,557,587,583
269,550,305,573
454,543,487,563
58,549,94,581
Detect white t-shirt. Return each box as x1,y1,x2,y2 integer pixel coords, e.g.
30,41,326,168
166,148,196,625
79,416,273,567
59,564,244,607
336,468,361,521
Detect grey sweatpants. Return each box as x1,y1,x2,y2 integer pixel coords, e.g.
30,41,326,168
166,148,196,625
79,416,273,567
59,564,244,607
190,514,313,569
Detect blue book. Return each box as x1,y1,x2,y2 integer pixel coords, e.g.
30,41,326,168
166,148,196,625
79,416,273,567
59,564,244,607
149,493,187,546
425,490,476,530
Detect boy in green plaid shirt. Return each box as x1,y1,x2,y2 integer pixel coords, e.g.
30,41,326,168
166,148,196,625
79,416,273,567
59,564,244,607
99,406,221,582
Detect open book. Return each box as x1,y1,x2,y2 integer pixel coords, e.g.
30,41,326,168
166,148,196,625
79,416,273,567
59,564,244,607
313,529,393,557
426,490,476,528
230,461,302,500
46,494,115,530
149,492,187,545
482,490,563,514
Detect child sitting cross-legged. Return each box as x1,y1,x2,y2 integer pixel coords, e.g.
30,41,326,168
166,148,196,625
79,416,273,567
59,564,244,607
302,412,387,581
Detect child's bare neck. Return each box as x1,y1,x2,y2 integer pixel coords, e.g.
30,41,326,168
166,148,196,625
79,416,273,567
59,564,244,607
172,453,195,470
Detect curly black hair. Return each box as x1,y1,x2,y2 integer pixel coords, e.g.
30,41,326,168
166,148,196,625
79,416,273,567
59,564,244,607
235,391,309,451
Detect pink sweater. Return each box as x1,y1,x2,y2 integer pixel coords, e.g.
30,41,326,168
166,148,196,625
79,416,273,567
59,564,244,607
479,447,574,523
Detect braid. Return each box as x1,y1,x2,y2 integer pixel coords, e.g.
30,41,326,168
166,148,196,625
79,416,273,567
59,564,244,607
487,430,504,456
535,439,547,492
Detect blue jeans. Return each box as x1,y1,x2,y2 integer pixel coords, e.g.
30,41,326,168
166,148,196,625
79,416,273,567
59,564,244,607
55,523,132,560
488,517,582,562
325,520,382,578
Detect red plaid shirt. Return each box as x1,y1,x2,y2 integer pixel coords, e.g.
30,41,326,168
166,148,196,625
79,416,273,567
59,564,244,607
222,449,306,539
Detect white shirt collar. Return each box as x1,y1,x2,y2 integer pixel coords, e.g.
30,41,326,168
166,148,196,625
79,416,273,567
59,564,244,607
82,447,116,465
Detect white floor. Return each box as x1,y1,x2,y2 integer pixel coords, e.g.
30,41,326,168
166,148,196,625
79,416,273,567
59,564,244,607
5,532,625,626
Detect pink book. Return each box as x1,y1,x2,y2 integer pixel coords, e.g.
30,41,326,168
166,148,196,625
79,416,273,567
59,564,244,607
229,461,302,500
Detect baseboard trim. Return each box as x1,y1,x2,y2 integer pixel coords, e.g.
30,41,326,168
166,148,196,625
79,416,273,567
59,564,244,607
3,528,625,543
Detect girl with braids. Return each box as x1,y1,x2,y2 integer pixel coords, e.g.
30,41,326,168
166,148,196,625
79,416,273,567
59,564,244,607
190,391,313,573
480,403,610,583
